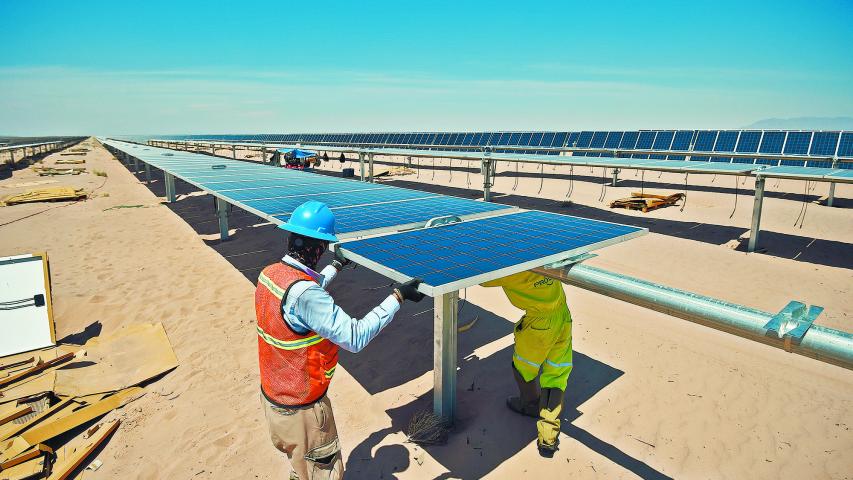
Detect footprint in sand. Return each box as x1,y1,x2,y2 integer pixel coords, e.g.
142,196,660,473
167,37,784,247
90,294,105,303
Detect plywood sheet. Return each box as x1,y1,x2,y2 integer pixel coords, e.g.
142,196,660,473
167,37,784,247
54,323,177,397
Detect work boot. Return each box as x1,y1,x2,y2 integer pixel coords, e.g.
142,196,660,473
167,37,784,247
506,364,539,418
537,387,564,458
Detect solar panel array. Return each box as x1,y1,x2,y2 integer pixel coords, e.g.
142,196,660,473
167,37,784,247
99,139,515,238
145,129,853,169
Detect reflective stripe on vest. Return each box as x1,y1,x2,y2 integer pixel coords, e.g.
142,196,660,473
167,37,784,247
256,325,323,350
258,272,285,300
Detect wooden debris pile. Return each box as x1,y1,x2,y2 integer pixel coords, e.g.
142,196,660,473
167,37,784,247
0,323,178,479
609,192,686,213
1,188,88,207
31,168,85,177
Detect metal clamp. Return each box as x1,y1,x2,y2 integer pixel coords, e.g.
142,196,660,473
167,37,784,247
425,215,462,228
541,253,597,270
763,301,823,347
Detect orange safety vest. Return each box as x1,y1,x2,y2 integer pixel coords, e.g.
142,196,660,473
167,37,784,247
255,262,339,407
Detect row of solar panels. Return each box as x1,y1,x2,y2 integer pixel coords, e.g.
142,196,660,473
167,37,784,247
100,138,644,294
147,130,853,169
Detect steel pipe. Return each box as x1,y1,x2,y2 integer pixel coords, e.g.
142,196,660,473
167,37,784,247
535,264,853,369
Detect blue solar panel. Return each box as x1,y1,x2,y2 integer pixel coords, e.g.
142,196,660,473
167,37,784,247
650,131,674,159
244,188,436,215
632,131,655,159
276,196,513,234
784,132,812,155
576,131,594,148
758,166,836,178
604,132,623,149
225,183,383,202
667,130,694,160
340,211,645,291
839,133,853,157
809,132,839,156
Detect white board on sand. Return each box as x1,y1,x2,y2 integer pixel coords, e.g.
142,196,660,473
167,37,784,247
0,253,56,357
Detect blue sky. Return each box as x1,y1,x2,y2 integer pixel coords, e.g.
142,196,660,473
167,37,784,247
1,0,851,135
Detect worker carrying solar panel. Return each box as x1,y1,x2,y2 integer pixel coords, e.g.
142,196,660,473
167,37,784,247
481,272,572,457
254,200,425,480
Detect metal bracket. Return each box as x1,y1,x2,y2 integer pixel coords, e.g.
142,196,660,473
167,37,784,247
425,215,462,228
212,164,227,170
763,301,823,347
542,252,597,270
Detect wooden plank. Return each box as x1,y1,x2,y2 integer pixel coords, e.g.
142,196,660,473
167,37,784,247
0,444,51,470
0,398,74,441
47,419,120,480
0,387,142,463
0,352,74,389
0,406,31,427
0,454,48,480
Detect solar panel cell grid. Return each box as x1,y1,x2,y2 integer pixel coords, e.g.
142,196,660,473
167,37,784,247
340,211,644,291
783,132,812,155
276,197,513,234
809,132,839,156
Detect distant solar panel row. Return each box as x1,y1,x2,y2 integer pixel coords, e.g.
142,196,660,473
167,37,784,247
144,130,853,168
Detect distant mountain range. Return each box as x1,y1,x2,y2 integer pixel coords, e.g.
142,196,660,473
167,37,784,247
743,117,853,130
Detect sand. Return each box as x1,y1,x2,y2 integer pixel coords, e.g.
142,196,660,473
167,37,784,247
0,139,850,479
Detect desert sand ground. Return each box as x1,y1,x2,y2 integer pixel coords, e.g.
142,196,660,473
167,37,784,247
0,139,851,479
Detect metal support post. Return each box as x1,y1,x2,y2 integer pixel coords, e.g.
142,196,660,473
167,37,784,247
261,146,268,164
211,144,216,155
165,173,176,202
216,197,229,241
748,176,766,253
482,158,493,202
612,168,620,186
433,291,459,422
827,158,838,207
232,144,237,159
359,152,366,181
145,164,151,184
368,153,375,182
133,157,139,173
9,149,14,164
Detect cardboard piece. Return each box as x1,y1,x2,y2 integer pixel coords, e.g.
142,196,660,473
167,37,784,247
54,323,177,397
0,254,56,357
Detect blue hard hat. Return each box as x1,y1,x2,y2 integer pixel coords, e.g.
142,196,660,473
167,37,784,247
278,200,338,242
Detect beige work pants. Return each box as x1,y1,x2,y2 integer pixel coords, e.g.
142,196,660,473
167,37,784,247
262,393,343,480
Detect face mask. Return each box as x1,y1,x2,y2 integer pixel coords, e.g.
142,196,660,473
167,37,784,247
288,235,328,270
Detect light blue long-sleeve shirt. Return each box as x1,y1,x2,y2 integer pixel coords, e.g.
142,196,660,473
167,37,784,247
280,255,401,353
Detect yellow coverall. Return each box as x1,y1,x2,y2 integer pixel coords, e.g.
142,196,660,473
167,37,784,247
482,271,572,448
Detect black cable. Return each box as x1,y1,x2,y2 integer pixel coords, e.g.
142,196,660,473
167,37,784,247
538,163,544,194
565,166,574,200
431,158,436,181
728,175,738,218
640,169,645,196
0,302,35,311
598,167,607,202
512,161,519,191
681,173,688,212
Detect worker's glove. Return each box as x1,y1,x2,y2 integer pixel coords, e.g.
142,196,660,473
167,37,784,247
331,248,351,271
394,278,425,303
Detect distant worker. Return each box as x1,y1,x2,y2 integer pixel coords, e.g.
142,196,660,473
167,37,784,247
481,271,572,457
255,200,425,479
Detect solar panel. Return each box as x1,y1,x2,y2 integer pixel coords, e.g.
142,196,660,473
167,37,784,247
275,196,514,235
224,183,383,202
339,210,646,295
809,132,839,156
783,131,812,155
243,188,436,216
